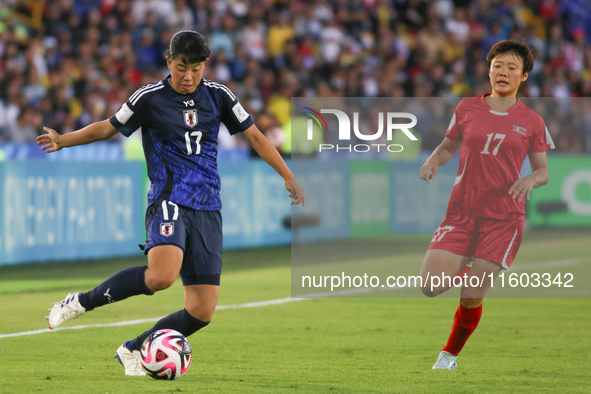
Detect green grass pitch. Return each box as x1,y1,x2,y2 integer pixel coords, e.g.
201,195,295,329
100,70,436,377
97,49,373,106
0,230,590,393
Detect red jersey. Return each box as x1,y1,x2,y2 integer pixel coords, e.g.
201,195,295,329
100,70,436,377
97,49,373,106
444,94,554,220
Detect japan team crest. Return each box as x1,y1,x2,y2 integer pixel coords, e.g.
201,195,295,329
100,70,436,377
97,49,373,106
184,109,198,127
160,223,174,237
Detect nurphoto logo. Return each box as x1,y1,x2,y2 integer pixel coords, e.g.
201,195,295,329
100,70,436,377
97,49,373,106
303,107,418,153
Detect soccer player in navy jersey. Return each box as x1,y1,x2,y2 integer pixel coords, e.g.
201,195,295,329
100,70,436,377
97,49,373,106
37,31,305,376
418,40,554,369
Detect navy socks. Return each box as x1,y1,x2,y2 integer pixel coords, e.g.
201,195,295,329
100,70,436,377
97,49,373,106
78,266,154,312
76,267,208,352
126,309,210,351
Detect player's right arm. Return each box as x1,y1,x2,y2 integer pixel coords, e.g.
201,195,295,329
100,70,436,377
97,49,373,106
37,119,118,153
420,137,461,184
421,102,464,184
38,81,155,153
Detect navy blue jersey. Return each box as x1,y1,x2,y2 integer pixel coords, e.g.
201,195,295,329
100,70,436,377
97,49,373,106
109,76,253,210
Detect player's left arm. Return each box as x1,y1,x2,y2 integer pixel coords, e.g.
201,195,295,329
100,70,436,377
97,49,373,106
508,151,549,202
243,124,305,206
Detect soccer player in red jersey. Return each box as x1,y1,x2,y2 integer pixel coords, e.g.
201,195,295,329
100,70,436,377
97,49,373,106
419,40,555,369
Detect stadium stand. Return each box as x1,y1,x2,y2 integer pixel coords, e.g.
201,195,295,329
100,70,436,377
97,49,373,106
0,0,589,152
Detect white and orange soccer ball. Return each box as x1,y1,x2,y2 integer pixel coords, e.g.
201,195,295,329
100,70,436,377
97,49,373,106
140,329,192,380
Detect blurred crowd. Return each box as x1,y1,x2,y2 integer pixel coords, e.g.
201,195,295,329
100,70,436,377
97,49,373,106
0,0,590,154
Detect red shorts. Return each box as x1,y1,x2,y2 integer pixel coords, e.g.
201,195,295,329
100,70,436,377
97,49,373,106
427,214,524,269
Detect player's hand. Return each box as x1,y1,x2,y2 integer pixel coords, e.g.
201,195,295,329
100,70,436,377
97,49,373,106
37,127,63,153
508,175,536,202
287,173,305,207
420,156,439,184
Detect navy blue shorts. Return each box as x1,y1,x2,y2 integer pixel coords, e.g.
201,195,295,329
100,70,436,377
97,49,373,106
144,199,222,286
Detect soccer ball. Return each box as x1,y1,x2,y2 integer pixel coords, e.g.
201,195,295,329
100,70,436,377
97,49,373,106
140,329,192,380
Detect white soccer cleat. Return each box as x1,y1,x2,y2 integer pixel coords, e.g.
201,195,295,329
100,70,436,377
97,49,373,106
46,292,86,329
432,351,458,370
115,341,147,376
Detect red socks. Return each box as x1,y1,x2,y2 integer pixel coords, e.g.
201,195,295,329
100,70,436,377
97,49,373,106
442,303,482,356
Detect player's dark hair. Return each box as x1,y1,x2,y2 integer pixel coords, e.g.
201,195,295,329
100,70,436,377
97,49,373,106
168,30,210,64
486,39,534,75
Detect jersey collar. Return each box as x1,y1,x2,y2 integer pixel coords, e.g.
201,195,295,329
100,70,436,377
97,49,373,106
480,93,523,115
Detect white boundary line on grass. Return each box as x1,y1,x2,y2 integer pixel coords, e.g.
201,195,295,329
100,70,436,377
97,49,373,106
1,286,383,339
0,297,307,339
1,257,586,339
